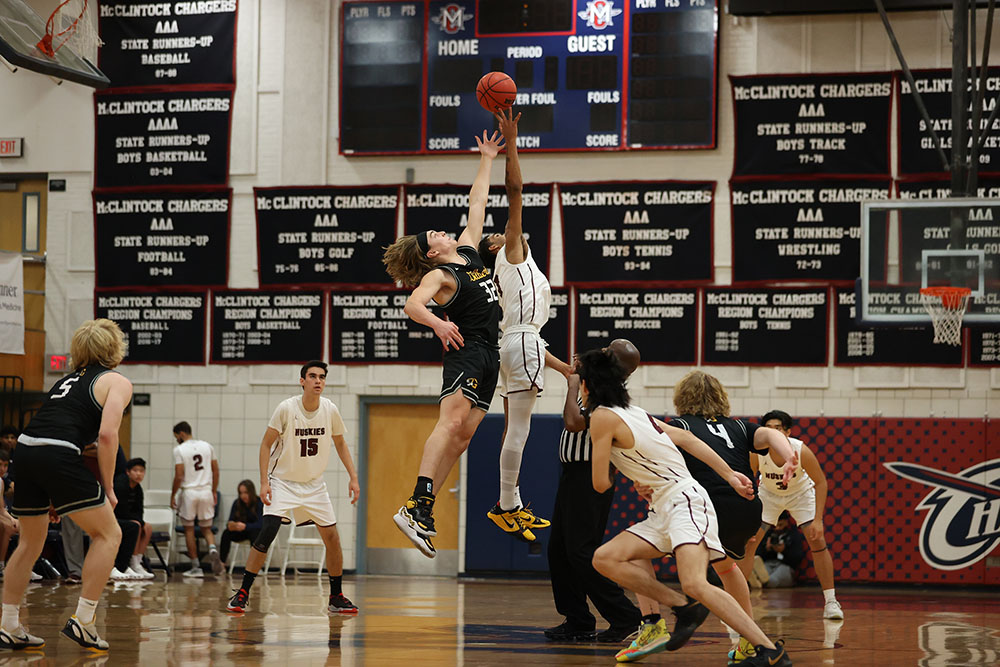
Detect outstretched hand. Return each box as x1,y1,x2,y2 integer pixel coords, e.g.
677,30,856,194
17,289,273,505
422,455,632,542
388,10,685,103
781,450,800,487
729,471,755,500
495,108,521,144
475,129,505,159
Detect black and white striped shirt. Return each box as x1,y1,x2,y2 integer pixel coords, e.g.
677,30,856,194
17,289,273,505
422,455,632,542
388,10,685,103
559,400,592,463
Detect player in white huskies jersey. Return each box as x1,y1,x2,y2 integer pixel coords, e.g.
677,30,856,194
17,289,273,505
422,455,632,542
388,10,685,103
226,360,361,616
741,409,843,621
171,422,221,577
576,348,793,667
478,108,571,542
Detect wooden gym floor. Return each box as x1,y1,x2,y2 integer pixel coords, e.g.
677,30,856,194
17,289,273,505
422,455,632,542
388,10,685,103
2,574,997,665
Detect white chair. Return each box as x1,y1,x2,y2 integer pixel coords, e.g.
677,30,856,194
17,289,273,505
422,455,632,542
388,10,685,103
145,489,174,508
228,541,275,574
144,507,176,569
280,523,326,575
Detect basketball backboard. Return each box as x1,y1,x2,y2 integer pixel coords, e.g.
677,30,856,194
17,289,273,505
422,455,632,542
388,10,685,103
0,0,108,88
858,198,1000,325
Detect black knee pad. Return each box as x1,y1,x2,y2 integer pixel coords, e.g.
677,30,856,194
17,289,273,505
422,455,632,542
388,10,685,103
252,516,282,553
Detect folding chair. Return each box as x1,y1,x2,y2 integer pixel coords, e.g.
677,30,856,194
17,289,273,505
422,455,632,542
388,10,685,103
144,508,175,570
280,523,326,575
228,541,275,574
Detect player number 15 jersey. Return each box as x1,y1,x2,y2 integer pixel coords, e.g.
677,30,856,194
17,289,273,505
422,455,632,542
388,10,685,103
267,396,345,483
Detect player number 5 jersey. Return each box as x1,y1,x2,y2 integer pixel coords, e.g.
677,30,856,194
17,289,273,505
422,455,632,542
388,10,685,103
758,437,813,496
268,396,345,483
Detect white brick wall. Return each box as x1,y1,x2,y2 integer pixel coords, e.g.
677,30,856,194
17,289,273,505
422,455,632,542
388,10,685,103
2,3,998,570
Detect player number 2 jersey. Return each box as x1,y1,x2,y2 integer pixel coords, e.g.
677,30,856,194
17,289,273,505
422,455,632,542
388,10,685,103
173,439,216,489
267,396,345,483
758,437,813,496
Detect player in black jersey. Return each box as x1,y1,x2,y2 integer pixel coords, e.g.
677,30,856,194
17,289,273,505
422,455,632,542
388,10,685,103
658,370,797,664
1,319,132,653
383,129,505,558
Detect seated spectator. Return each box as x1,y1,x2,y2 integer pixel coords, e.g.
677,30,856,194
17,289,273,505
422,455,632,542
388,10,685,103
219,480,264,569
114,458,154,578
0,426,16,456
81,443,149,580
751,512,806,588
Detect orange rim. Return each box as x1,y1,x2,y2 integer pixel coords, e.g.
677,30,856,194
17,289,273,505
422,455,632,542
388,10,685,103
919,286,972,310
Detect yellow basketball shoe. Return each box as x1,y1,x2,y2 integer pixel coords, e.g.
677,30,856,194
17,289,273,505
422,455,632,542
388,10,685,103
487,504,536,542
727,637,757,665
615,619,670,662
517,504,551,530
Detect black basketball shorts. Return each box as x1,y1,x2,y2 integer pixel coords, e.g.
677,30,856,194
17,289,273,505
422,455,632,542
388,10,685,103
440,343,500,411
710,493,763,560
11,444,105,517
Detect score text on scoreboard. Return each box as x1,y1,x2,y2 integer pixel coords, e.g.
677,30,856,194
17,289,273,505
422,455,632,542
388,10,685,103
340,0,718,155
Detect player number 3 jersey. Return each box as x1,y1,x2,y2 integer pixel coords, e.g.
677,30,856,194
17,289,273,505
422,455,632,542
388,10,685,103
268,396,345,483
758,437,813,496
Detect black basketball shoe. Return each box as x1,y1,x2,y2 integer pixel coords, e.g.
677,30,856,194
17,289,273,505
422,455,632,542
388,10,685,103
393,496,437,558
226,588,250,613
664,598,710,651
328,593,359,614
741,639,792,666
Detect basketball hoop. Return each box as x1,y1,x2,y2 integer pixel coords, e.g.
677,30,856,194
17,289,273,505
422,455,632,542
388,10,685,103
36,0,101,62
919,286,971,346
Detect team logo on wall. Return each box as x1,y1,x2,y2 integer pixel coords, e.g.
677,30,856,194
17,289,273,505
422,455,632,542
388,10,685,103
884,459,1000,571
577,0,622,29
432,4,473,33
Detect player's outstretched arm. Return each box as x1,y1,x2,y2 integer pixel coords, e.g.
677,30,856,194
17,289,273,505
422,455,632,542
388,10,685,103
404,270,464,350
545,350,572,378
753,426,798,485
257,427,280,505
589,409,618,493
562,374,586,433
661,422,754,499
497,108,525,264
457,130,503,248
332,434,361,505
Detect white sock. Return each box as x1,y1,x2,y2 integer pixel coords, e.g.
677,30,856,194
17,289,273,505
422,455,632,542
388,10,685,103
498,390,537,510
513,486,523,509
191,556,200,568
823,588,837,603
76,597,98,625
209,544,218,552
1,604,19,632
130,555,143,569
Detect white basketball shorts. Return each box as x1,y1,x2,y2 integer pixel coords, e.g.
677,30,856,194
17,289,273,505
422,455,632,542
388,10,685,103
264,477,337,527
626,483,726,562
759,486,816,526
178,486,215,525
498,328,545,398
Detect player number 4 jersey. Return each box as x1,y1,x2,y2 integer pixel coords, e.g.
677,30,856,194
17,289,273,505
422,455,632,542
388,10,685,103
268,396,345,483
758,437,814,496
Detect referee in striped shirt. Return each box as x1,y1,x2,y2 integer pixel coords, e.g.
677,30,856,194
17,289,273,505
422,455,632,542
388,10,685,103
544,340,641,643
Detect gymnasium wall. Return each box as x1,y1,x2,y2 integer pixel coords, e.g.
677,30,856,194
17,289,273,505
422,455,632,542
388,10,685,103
1,1,999,572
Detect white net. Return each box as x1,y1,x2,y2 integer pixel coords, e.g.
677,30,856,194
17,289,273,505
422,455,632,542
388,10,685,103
42,0,101,62
919,288,971,347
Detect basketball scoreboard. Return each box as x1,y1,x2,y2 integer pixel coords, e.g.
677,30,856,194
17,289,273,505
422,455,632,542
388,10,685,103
340,0,718,154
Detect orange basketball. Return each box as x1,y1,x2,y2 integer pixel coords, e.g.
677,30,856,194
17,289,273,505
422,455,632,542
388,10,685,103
476,72,517,113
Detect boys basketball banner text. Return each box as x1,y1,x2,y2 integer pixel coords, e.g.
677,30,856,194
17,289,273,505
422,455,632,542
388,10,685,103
211,290,324,363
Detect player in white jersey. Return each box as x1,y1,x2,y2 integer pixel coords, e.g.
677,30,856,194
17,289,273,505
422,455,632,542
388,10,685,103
741,409,842,620
576,349,792,667
226,360,360,616
171,421,221,577
478,108,570,541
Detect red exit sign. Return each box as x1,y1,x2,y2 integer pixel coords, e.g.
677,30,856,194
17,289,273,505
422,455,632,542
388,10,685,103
0,138,23,157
